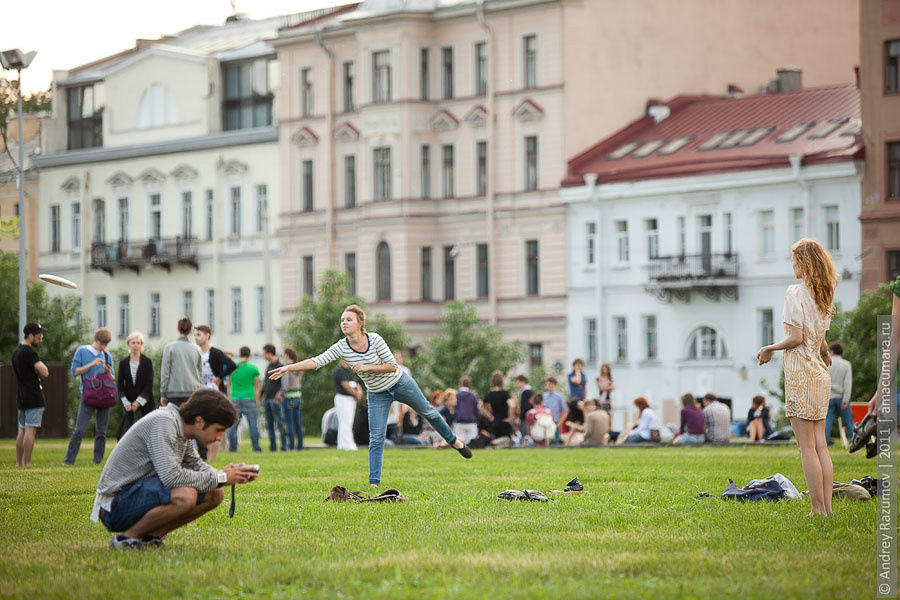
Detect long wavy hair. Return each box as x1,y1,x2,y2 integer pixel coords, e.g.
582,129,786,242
791,238,837,318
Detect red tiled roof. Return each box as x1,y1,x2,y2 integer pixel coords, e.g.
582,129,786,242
563,84,862,187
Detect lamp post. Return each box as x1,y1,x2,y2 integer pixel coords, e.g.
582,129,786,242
1,48,37,338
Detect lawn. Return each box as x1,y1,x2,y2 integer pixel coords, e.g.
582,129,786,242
0,440,882,599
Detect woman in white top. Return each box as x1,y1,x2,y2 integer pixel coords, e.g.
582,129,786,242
758,239,836,516
270,305,472,486
619,396,658,444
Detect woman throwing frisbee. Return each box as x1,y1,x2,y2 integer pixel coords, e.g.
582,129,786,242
270,305,471,485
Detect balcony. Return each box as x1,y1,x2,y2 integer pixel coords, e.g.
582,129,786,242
645,252,738,302
91,237,199,276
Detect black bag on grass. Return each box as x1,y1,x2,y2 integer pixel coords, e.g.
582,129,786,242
721,479,785,502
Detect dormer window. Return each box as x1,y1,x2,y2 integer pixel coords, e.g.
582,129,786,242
222,57,275,131
67,84,103,150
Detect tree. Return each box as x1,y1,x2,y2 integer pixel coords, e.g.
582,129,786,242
411,301,523,399
283,269,409,435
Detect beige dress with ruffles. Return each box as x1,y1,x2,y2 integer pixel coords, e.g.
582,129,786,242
782,282,831,420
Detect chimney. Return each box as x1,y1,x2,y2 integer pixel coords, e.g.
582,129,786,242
776,67,802,92
726,83,744,98
645,99,670,124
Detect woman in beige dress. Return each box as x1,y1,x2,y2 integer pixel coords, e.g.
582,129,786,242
757,239,836,516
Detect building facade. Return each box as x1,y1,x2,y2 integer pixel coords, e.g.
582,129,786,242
860,0,900,289
562,84,862,428
273,0,858,370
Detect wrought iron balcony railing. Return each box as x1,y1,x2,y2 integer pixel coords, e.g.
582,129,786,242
91,237,199,275
646,252,738,302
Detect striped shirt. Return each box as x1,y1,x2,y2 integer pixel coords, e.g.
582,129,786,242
90,404,218,522
703,400,731,443
312,333,401,393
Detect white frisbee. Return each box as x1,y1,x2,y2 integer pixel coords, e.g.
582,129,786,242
38,273,78,289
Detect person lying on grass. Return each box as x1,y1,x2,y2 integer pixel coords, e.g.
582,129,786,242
91,388,258,549
269,304,472,488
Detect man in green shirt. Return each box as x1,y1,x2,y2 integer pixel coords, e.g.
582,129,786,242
227,346,261,452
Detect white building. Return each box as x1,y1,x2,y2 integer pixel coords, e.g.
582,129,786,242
33,13,319,353
562,82,863,429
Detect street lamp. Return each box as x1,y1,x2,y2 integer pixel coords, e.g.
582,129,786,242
1,48,37,339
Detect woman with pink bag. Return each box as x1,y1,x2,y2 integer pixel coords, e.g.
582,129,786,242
64,327,117,465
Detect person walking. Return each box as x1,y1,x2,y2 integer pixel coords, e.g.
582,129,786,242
160,318,202,408
227,346,262,453
333,360,362,451
758,238,837,516
280,347,304,451
12,323,48,467
270,304,471,487
65,327,116,465
193,324,237,460
116,332,155,437
824,341,853,445
261,344,286,452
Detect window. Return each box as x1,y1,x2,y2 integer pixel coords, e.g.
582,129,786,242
230,288,242,333
66,84,102,149
523,35,537,88
343,61,355,111
476,141,488,196
525,136,538,190
182,290,193,320
586,318,597,364
149,292,160,337
791,207,804,242
586,222,596,265
421,247,432,301
526,240,539,295
477,243,489,298
475,42,487,95
301,67,313,116
115,198,128,243
118,294,130,338
93,198,105,243
72,202,81,249
223,58,274,130
759,308,774,347
229,187,241,238
207,289,215,328
344,156,356,208
824,206,840,252
255,286,265,333
96,296,107,329
421,145,431,198
698,214,712,272
255,184,267,234
374,147,392,200
645,218,659,259
303,256,314,298
529,343,543,368
643,315,657,361
149,193,162,240
614,317,627,361
888,40,900,94
615,220,629,262
441,46,454,99
50,205,60,252
442,144,455,198
723,212,733,254
373,50,391,103
302,160,314,212
687,326,728,359
444,245,456,300
677,215,686,256
420,49,429,100
888,250,900,281
345,253,357,296
759,210,774,257
181,191,193,238
205,190,214,241
889,142,900,200
376,242,391,301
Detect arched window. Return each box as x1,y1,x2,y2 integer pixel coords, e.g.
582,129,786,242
687,326,728,360
376,241,391,301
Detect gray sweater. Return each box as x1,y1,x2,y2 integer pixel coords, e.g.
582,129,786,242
160,336,202,398
91,404,218,521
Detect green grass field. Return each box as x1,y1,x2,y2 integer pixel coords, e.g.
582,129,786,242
0,440,883,599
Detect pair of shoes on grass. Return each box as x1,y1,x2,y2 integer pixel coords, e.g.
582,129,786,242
109,534,165,550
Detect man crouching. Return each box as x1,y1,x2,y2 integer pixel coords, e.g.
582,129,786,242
91,388,258,549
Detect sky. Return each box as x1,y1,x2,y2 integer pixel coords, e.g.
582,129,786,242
3,0,345,94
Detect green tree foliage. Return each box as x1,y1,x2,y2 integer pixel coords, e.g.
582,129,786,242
410,301,523,399
283,269,409,435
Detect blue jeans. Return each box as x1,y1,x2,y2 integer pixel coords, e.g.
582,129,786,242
284,396,303,450
675,433,706,445
64,401,110,464
228,398,261,452
264,397,286,451
824,396,854,442
367,372,457,485
100,476,206,533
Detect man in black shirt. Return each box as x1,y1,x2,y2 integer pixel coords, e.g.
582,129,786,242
12,323,49,467
261,344,285,452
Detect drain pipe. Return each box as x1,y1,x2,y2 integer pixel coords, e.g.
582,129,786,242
477,0,498,324
315,27,337,268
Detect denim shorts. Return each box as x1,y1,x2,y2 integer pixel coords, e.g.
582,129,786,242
17,407,44,429
100,476,207,532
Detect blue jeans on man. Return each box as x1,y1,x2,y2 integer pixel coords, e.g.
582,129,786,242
366,372,457,485
64,401,110,464
824,396,854,444
284,395,303,450
99,476,206,532
228,397,261,452
264,397,286,451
